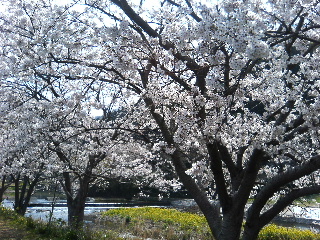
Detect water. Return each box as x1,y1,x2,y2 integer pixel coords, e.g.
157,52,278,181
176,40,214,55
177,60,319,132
274,205,320,232
1,198,169,224
25,206,111,223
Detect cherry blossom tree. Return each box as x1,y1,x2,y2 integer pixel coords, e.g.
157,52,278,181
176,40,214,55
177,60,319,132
1,0,320,239
42,95,155,227
0,119,14,204
0,73,155,226
0,95,52,215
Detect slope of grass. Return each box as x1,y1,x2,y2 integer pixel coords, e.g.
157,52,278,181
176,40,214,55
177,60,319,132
0,216,42,240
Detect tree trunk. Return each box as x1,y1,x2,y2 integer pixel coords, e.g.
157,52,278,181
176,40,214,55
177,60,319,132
13,175,41,215
14,175,21,213
0,176,9,204
242,204,263,240
216,209,245,240
0,188,5,204
218,225,242,240
55,152,105,228
242,226,261,240
67,197,86,228
62,172,91,228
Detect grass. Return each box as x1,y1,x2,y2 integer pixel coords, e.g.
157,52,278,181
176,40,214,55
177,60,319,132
0,206,51,240
0,215,42,240
293,195,320,207
101,207,320,240
102,207,213,240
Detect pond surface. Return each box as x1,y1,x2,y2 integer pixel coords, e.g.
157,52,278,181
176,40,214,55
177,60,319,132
272,205,320,232
1,198,170,224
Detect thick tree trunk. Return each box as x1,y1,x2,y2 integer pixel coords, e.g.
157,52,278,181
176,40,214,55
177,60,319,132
62,172,91,228
219,223,242,240
215,206,245,240
242,226,261,240
242,203,264,240
67,197,86,228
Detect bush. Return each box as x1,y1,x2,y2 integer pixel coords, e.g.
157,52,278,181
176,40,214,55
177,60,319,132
103,207,209,231
258,224,320,240
25,217,37,229
102,207,213,239
2,206,320,240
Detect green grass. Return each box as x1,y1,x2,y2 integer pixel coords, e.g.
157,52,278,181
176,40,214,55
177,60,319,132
293,195,320,207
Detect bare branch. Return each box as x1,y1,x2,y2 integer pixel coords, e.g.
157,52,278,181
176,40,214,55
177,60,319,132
247,155,320,223
260,185,320,227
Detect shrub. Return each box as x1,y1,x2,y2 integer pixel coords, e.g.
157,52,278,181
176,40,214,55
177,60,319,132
103,207,209,231
102,207,213,239
258,224,320,240
25,217,37,229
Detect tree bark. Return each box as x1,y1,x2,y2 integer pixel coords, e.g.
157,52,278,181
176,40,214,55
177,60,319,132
13,174,41,215
0,188,5,204
0,188,6,204
64,177,90,228
0,176,10,204
67,196,86,228
242,225,261,240
60,154,102,228
218,211,245,240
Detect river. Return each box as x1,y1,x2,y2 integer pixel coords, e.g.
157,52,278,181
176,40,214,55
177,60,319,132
1,198,170,224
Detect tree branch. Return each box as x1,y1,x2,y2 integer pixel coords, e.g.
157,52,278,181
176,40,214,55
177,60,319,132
164,0,202,22
171,149,221,238
259,185,320,227
215,142,241,192
110,0,159,38
274,100,295,127
207,142,231,213
235,149,268,209
246,155,320,225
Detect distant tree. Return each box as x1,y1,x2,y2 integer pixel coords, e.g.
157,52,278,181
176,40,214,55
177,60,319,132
0,176,12,204
0,75,154,226
0,99,50,215
12,170,44,215
1,0,320,239
39,89,156,227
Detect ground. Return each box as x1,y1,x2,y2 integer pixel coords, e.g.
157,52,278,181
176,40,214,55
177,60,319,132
0,217,43,240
